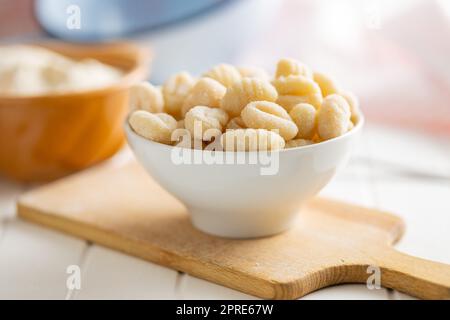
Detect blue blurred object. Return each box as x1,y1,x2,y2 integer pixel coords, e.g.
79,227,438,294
35,0,229,41
35,0,281,83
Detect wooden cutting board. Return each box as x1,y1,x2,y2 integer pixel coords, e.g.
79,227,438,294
17,161,450,299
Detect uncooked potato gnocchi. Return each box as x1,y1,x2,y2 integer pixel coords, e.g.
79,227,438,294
203,63,241,88
181,77,226,116
275,58,313,79
162,71,196,118
272,75,323,110
128,59,360,150
221,129,285,151
339,91,360,123
289,103,316,139
129,82,164,113
313,72,339,97
241,101,298,141
129,110,177,144
221,78,278,117
184,106,229,140
317,95,351,140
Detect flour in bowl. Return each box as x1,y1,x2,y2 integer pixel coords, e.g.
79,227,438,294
0,45,123,96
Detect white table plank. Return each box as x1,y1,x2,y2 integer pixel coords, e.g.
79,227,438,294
365,124,450,263
0,178,26,221
364,124,450,177
371,178,450,264
301,284,388,300
0,219,86,299
391,290,418,300
178,277,390,300
319,127,375,208
74,245,179,300
364,125,450,300
177,274,255,300
319,170,375,208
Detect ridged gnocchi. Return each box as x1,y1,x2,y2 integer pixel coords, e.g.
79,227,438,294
221,129,285,151
203,63,241,88
220,78,278,117
275,58,313,79
162,71,196,118
181,77,226,116
129,82,164,113
129,110,177,144
184,106,229,140
313,72,339,97
241,101,298,140
273,75,323,110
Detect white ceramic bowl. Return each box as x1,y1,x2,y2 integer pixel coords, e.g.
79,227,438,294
125,116,364,238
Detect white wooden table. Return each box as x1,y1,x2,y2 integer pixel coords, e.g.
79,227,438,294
0,124,449,300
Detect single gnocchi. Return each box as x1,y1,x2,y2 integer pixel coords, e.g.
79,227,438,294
241,101,298,141
181,78,226,115
220,78,278,117
129,110,177,144
220,129,285,151
203,63,241,88
273,75,323,111
339,91,360,123
289,103,316,139
275,58,313,79
129,82,164,113
162,71,196,118
317,95,351,140
272,75,321,97
184,106,229,140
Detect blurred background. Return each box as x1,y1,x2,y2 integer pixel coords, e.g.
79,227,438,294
1,0,449,137
1,1,450,301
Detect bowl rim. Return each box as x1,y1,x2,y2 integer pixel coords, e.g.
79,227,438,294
125,112,365,155
0,41,150,101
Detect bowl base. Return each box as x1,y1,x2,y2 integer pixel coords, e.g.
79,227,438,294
190,210,296,239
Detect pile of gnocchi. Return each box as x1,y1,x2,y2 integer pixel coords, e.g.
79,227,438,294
128,58,360,151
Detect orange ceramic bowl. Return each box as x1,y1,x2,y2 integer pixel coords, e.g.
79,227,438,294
0,42,149,182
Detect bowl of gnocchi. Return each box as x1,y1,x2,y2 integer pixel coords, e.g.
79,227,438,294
125,58,363,238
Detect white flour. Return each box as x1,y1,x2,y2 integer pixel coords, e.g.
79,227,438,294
0,45,123,96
